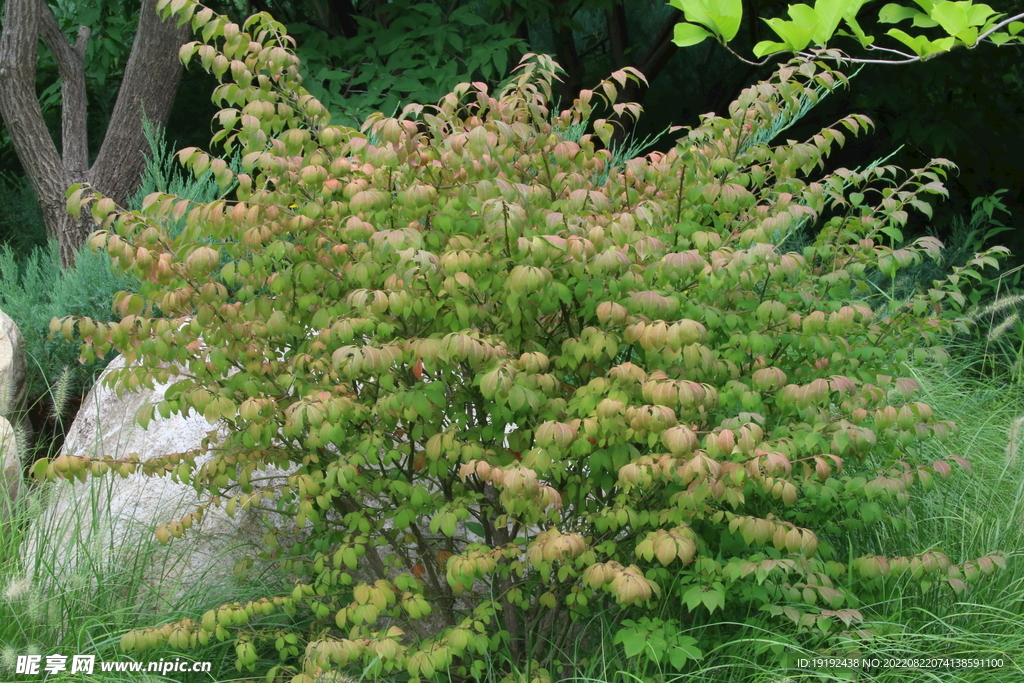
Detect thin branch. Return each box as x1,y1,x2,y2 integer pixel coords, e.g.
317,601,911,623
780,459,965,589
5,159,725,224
785,9,1024,67
722,41,776,66
796,47,921,65
977,10,1024,45
863,42,919,58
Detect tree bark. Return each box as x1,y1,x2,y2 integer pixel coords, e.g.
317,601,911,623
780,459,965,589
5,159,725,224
0,0,190,269
607,1,628,70
610,8,684,141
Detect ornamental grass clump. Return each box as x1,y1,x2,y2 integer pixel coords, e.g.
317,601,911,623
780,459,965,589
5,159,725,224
41,4,1008,681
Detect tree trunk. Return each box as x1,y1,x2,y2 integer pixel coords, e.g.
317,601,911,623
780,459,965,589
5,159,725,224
609,8,684,142
551,0,585,109
0,0,190,270
607,1,628,70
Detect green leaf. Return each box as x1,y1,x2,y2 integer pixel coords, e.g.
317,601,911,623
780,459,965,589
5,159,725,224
673,22,715,47
953,26,978,44
670,0,743,41
911,12,940,27
879,3,925,23
788,4,822,32
753,39,791,57
441,512,457,538
701,583,725,613
930,2,970,36
763,15,817,51
810,0,863,44
885,27,955,55
623,632,647,657
683,584,704,610
965,2,996,26
492,48,508,77
668,638,703,668
840,13,876,44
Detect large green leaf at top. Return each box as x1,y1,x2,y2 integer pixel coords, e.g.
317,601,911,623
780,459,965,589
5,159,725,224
811,0,869,44
788,3,823,32
839,12,876,45
878,3,938,27
758,0,869,54
672,22,715,47
931,1,971,34
760,6,818,53
929,0,997,45
964,1,999,26
879,3,918,22
668,0,744,41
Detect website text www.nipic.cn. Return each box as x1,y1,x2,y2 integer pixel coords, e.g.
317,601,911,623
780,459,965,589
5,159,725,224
16,654,212,676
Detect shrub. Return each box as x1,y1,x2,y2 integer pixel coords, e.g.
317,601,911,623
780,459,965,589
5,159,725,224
44,5,1008,681
0,171,47,258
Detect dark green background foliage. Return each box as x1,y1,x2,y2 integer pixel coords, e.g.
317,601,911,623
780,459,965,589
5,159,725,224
289,1,527,128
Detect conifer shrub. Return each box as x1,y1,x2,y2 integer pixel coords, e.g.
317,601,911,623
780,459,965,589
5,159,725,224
43,5,1009,681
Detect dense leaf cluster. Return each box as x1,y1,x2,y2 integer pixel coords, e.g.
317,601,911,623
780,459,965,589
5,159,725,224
42,2,1008,680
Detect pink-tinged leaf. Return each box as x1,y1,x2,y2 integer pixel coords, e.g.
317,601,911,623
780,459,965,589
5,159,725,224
829,375,855,397
895,377,921,398
830,608,861,627
816,585,844,607
949,456,973,475
813,457,831,481
932,460,952,480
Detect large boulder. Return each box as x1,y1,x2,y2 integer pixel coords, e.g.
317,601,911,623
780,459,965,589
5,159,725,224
21,353,290,605
0,308,27,417
0,308,29,522
1,415,22,521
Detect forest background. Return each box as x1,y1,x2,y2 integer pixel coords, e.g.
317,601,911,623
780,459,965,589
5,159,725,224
2,0,1023,256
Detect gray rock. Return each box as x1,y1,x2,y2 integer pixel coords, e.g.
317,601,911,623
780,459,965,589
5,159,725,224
21,353,289,607
0,308,27,419
0,308,29,522
0,416,23,521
